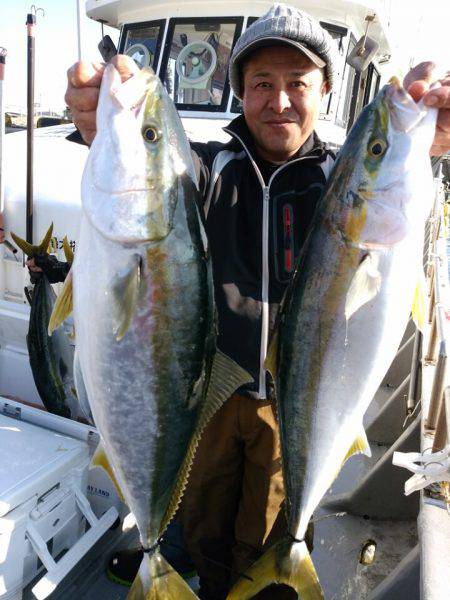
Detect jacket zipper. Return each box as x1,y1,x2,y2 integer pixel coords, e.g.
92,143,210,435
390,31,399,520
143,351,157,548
224,128,320,398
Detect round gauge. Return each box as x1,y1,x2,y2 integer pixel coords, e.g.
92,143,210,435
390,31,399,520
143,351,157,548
125,43,153,69
176,41,217,86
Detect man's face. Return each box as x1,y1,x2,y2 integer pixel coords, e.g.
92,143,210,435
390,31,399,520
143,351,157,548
242,45,329,163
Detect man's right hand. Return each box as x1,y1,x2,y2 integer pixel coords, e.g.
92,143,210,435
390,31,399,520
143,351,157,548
65,55,140,145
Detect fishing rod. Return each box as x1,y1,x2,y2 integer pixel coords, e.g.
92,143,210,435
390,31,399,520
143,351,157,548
0,47,6,242
26,5,44,246
0,47,18,259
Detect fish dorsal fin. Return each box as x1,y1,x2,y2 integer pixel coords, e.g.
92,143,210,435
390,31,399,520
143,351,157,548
62,236,74,265
112,254,143,341
345,253,381,321
48,269,73,334
11,223,54,258
264,331,279,380
91,442,125,502
159,350,253,534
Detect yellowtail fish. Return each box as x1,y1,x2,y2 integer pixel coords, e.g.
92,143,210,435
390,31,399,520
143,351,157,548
227,77,437,599
52,65,251,599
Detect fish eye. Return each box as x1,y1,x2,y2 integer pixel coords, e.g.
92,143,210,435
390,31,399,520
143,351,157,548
368,138,387,158
142,125,161,144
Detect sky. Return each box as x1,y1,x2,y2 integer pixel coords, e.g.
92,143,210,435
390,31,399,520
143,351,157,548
0,0,449,114
0,0,119,113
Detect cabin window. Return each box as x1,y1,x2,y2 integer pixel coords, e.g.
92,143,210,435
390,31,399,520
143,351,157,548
319,23,347,117
336,35,357,128
121,20,165,70
230,17,258,114
363,63,381,106
160,17,243,112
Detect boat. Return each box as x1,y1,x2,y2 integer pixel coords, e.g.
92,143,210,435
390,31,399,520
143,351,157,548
1,1,449,598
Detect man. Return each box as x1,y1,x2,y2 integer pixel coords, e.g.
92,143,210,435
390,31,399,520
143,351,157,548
65,4,450,599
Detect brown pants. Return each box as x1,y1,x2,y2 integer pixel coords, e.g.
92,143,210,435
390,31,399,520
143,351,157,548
180,393,298,600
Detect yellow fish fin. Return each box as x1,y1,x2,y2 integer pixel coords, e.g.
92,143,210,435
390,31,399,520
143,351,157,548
411,271,427,332
227,537,323,600
91,442,125,503
127,551,198,599
345,253,381,321
10,223,54,258
160,350,253,534
62,235,74,264
343,425,371,465
48,269,73,334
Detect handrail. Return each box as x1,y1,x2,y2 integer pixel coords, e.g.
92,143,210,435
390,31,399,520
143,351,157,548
423,177,450,455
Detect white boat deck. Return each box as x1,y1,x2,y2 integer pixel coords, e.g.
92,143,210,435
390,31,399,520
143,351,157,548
21,426,417,599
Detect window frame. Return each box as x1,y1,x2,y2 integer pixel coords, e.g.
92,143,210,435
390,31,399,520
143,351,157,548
119,19,166,71
159,16,244,113
363,63,381,106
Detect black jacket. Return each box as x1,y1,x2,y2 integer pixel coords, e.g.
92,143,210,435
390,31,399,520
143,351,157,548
67,116,335,398
191,115,336,398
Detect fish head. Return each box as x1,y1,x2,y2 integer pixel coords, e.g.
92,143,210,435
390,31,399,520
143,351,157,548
82,64,197,244
330,76,437,250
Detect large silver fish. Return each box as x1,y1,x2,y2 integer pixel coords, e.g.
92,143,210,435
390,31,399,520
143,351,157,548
228,78,437,599
52,65,251,599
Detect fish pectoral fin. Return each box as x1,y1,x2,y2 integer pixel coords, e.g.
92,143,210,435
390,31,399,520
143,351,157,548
48,269,73,335
62,235,74,265
127,551,198,600
412,271,427,332
11,223,54,258
345,253,381,321
227,537,323,600
91,443,125,502
160,351,253,533
264,331,279,380
112,254,143,341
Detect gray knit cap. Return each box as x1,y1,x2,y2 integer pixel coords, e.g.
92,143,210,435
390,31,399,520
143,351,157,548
229,3,335,99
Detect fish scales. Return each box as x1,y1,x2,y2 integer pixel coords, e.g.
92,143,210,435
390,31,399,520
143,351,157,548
228,78,438,599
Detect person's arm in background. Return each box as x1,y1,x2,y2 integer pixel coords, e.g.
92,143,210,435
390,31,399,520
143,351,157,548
404,61,450,159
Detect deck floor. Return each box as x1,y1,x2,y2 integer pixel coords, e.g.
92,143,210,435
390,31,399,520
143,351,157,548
23,440,418,600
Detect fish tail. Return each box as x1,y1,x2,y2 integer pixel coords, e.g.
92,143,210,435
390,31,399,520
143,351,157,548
227,537,323,600
127,551,199,600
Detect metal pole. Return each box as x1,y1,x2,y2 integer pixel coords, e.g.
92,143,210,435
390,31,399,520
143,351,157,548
425,313,437,364
406,330,422,413
432,389,448,452
445,386,450,446
0,48,6,226
76,0,83,62
26,11,36,245
426,351,447,430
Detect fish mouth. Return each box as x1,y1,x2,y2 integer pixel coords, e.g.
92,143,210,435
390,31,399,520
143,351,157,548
384,78,427,133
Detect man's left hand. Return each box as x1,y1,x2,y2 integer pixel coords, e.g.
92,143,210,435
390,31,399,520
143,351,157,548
404,62,450,157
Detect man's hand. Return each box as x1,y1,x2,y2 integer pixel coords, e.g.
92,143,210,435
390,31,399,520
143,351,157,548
65,55,140,145
404,62,450,157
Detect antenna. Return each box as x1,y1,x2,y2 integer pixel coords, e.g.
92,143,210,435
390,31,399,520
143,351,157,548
346,14,380,73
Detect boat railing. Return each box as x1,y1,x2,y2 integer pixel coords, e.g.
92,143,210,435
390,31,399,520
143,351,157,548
423,174,450,453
